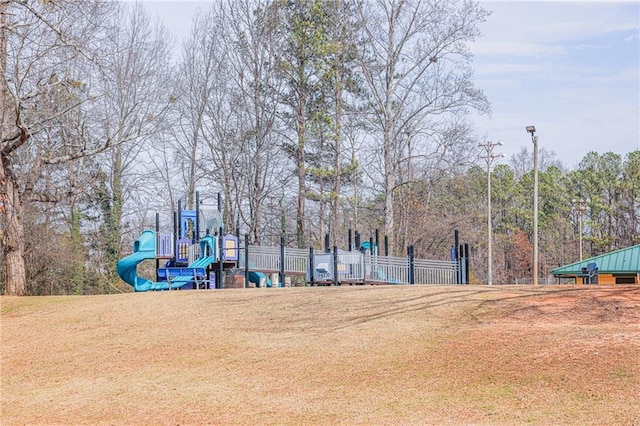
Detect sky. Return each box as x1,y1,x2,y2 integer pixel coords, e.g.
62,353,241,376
469,0,639,169
142,0,640,170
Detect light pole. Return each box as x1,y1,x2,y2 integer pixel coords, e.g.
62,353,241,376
479,140,503,285
572,198,586,261
526,125,539,285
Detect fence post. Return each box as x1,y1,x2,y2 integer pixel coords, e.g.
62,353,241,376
459,244,465,285
324,234,330,253
217,226,224,289
408,245,415,285
333,245,339,286
279,236,285,288
454,229,460,284
384,235,389,257
309,246,314,286
155,213,160,283
244,233,249,289
407,246,410,284
177,200,183,242
195,191,200,242
361,250,366,285
464,243,470,284
173,210,178,253
348,229,353,251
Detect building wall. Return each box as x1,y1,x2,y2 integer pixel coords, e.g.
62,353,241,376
578,273,639,285
596,274,616,285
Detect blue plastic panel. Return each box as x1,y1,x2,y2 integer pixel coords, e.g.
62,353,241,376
158,267,206,278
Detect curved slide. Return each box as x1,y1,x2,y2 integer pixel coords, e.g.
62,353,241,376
116,230,157,292
117,231,217,292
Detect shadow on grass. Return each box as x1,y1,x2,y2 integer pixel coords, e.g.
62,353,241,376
325,285,640,332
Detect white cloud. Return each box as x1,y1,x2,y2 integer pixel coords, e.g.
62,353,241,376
470,41,565,57
477,1,640,44
474,62,552,77
536,18,638,41
625,33,639,42
471,1,639,168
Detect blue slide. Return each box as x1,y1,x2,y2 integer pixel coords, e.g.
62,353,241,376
116,230,157,291
249,269,272,288
238,253,271,287
116,231,217,292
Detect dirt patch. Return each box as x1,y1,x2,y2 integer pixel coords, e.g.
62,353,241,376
481,287,640,325
2,285,639,425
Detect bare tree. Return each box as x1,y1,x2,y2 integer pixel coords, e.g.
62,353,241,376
357,0,489,253
171,9,219,211
509,146,563,179
174,1,287,243
1,0,112,295
92,3,175,273
222,0,286,244
173,5,242,234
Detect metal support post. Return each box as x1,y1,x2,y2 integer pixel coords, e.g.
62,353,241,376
333,245,339,286
309,246,315,286
279,236,285,288
244,233,249,289
195,191,200,242
155,213,160,283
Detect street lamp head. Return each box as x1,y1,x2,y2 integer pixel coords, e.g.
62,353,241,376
526,125,536,133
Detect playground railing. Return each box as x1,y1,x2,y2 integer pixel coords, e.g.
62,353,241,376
414,258,457,284
367,255,409,284
157,233,174,257
337,251,365,281
247,245,280,272
238,242,461,286
188,243,202,265
285,248,309,275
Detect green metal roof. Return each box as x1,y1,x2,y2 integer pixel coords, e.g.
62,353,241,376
551,244,640,275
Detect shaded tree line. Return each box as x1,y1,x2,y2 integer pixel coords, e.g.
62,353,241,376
1,0,637,295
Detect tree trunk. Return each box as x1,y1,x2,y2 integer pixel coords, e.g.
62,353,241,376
382,6,397,255
296,69,307,248
70,201,84,295
1,3,26,296
296,120,306,248
331,33,344,247
1,156,27,296
107,147,123,268
383,128,395,253
383,83,395,253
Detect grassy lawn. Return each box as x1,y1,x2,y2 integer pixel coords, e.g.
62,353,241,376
2,285,639,425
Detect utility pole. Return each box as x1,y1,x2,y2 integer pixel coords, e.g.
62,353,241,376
572,198,587,261
526,126,539,285
479,141,503,285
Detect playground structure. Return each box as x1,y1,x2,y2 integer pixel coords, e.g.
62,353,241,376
116,193,470,292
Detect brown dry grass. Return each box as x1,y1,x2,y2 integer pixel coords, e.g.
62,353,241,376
1,285,639,425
